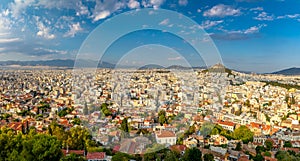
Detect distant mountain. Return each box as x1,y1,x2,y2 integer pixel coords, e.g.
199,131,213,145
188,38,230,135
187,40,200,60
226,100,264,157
271,67,300,75
166,65,191,70
138,65,205,70
138,64,165,70
0,59,115,68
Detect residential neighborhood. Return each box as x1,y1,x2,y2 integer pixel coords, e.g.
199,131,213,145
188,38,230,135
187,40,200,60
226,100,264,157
0,66,300,160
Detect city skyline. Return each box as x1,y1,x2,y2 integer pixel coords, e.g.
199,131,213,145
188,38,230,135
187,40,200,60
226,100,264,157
0,0,300,73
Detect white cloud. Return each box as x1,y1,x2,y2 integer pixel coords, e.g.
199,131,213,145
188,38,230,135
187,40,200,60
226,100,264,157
92,0,126,22
159,18,170,25
197,9,202,13
178,0,188,6
168,56,183,60
151,0,165,8
231,24,267,34
148,0,165,9
64,22,83,37
244,26,259,34
10,0,35,18
38,0,90,16
211,24,267,40
254,12,274,21
93,10,111,21
201,20,223,29
250,7,264,11
128,0,140,9
277,14,300,19
0,38,21,43
76,1,90,16
0,10,13,33
36,21,55,39
34,47,67,55
0,33,10,37
244,24,266,34
203,4,241,17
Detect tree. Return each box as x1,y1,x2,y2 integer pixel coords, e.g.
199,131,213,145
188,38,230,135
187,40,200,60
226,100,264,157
253,154,264,161
121,118,129,133
0,129,23,160
255,145,265,154
158,110,167,125
112,152,132,161
284,141,292,148
101,103,112,116
264,151,271,157
203,153,214,161
211,128,219,135
235,142,242,151
244,99,250,107
188,125,196,135
58,109,68,117
21,134,62,161
143,152,157,161
265,113,271,122
66,126,92,150
164,151,178,161
233,125,253,144
72,118,81,125
275,151,291,161
200,122,214,137
60,153,87,161
47,122,68,147
182,147,202,161
265,140,273,151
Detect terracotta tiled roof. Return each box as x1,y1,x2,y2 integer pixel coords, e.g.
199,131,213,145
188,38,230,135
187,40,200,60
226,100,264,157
169,145,187,152
217,120,235,127
86,152,106,160
156,130,175,138
238,156,250,161
113,145,120,153
264,156,277,161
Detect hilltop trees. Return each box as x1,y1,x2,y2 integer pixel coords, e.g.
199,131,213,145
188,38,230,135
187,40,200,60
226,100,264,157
283,141,292,148
158,110,168,125
182,147,202,161
232,126,253,144
21,134,62,161
203,153,214,161
0,127,62,161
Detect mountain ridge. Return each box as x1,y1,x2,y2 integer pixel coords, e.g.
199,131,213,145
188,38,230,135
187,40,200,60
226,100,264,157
271,67,300,75
0,59,299,75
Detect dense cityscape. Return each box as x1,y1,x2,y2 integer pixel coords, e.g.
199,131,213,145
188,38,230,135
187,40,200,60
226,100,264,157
0,64,299,161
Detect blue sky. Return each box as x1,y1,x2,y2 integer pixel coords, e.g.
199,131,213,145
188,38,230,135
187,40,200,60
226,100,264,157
0,0,300,72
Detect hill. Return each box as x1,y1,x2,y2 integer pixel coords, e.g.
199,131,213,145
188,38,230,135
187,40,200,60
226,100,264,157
202,63,234,76
271,67,300,75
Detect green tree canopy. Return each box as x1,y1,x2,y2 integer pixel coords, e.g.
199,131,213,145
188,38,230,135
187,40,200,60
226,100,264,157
182,147,202,161
112,152,132,161
265,140,273,151
233,125,253,143
164,151,178,161
203,153,214,161
21,134,62,161
283,141,292,148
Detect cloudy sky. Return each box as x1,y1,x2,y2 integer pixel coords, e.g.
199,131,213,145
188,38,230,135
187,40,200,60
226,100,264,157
0,0,300,72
